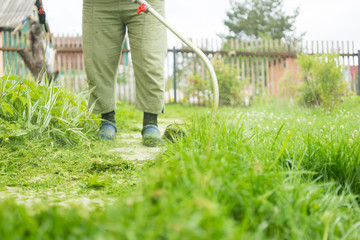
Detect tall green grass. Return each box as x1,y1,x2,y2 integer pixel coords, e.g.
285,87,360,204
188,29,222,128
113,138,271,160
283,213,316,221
1,100,360,239
0,74,98,145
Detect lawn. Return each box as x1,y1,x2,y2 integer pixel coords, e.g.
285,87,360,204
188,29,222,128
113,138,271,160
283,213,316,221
1,75,360,239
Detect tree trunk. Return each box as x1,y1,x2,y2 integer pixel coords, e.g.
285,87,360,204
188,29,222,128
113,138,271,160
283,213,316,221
17,20,58,83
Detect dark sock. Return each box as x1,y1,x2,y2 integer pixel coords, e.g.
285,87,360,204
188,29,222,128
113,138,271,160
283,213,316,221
101,111,116,124
143,112,158,127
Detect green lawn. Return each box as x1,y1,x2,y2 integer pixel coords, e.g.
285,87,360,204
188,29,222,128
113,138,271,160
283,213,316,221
1,76,360,239
0,102,199,207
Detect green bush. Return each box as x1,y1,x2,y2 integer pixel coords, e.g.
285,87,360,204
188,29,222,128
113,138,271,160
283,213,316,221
214,59,248,106
297,53,346,108
187,59,248,106
186,73,210,105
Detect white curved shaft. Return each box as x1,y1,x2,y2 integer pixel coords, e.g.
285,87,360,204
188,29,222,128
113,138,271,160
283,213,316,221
133,0,219,114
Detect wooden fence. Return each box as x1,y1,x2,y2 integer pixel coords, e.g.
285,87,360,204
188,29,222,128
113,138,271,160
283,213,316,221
170,39,359,105
0,30,29,77
52,35,85,92
1,33,359,105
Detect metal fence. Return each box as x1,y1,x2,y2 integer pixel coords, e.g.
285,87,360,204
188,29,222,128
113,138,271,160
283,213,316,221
1,33,359,105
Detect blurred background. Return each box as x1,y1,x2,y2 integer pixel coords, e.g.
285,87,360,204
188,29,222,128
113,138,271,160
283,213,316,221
1,0,359,107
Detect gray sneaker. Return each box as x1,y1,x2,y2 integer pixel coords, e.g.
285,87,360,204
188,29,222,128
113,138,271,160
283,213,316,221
98,122,117,140
142,124,163,147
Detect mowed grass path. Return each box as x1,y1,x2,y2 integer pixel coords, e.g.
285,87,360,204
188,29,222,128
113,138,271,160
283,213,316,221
0,103,197,208
1,100,360,239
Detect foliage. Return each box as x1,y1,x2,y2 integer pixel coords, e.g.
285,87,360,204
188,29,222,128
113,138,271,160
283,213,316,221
0,118,26,143
0,74,98,145
297,53,346,108
187,59,248,106
224,0,302,39
186,73,210,105
214,59,248,106
2,101,360,238
278,69,298,101
116,71,128,84
2,73,360,239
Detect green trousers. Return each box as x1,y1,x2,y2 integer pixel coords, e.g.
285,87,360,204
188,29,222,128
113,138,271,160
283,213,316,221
82,0,167,115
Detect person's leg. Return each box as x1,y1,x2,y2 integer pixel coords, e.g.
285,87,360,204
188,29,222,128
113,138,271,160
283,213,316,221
82,0,126,116
143,112,158,127
125,0,167,114
124,0,167,146
83,0,127,140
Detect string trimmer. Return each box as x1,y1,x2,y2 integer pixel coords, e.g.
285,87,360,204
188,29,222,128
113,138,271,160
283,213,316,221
133,0,219,142
132,0,219,115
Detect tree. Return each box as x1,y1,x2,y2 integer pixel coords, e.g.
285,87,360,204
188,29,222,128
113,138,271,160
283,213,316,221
224,0,302,39
17,19,58,83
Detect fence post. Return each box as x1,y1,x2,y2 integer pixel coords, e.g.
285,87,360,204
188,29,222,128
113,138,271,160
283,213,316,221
358,50,360,95
173,46,177,103
0,32,3,76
